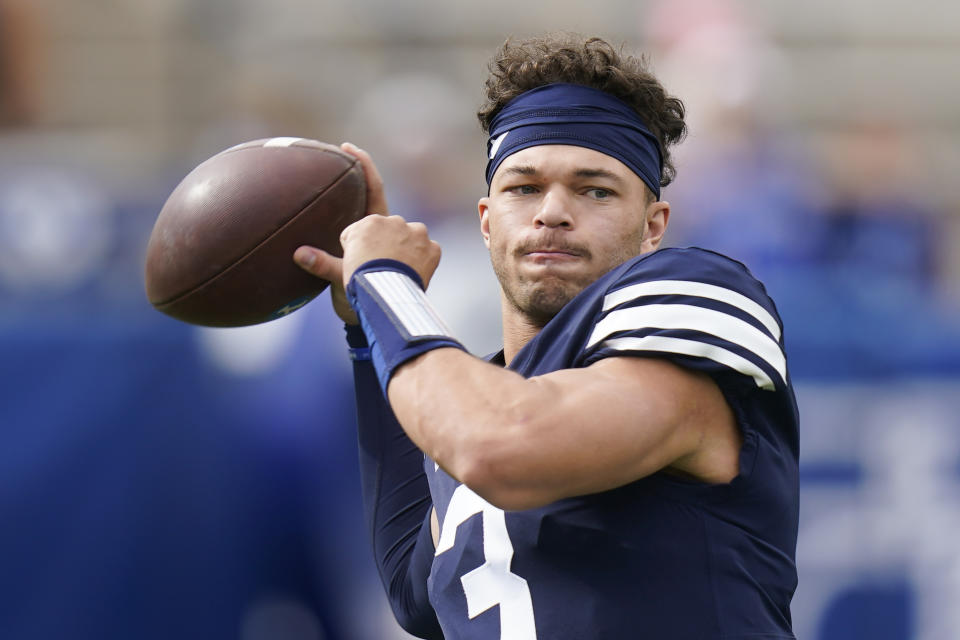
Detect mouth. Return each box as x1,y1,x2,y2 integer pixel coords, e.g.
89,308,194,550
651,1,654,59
525,249,580,260
521,245,586,263
518,239,585,255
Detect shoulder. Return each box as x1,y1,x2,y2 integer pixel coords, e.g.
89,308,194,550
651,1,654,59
583,247,787,393
610,247,777,311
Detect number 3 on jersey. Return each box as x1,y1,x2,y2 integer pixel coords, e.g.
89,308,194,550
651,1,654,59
435,484,537,639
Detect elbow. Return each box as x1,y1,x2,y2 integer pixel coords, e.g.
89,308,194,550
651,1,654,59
481,487,552,512
453,431,553,512
384,573,443,639
464,475,552,511
389,601,442,640
442,387,561,511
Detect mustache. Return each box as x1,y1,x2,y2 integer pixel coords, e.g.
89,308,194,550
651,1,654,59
514,237,591,259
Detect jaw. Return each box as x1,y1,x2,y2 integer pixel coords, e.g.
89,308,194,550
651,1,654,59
494,263,598,362
503,267,592,325
491,237,638,326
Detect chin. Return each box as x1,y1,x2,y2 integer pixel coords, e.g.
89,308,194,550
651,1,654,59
518,280,584,324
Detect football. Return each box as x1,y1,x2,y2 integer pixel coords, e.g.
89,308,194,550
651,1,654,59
144,137,366,327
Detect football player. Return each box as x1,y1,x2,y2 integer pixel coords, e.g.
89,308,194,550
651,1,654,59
295,34,799,640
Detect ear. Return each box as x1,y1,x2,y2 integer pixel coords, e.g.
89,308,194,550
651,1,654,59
478,196,492,249
641,200,670,253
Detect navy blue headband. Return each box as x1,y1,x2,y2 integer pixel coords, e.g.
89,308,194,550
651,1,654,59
485,83,663,199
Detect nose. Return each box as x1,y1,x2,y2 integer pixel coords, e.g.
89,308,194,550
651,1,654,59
533,188,574,229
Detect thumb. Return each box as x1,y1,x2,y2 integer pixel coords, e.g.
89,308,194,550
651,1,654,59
293,245,343,284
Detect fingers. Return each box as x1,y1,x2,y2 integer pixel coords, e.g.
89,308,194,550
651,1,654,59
422,240,442,289
340,142,389,216
337,215,442,290
340,213,415,245
293,245,358,324
293,245,343,284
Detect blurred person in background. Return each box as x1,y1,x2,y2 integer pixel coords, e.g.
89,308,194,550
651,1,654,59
296,33,799,639
642,0,826,286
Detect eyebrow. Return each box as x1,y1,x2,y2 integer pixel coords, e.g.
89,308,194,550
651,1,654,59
500,165,538,177
572,168,626,186
500,164,627,186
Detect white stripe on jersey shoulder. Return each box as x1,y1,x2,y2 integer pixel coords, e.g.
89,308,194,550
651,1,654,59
600,335,775,390
361,270,455,339
586,303,787,386
602,280,781,341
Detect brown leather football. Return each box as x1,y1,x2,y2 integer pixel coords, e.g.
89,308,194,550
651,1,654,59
144,137,366,327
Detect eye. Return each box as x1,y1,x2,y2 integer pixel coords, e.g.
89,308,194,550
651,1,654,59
586,188,614,200
506,184,539,195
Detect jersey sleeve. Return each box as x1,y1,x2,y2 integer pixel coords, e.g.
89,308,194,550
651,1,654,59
581,248,788,396
349,325,443,639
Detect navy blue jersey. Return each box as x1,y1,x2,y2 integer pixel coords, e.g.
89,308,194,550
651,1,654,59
422,248,799,639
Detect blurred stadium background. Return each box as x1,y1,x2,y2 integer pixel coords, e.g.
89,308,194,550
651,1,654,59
1,0,959,638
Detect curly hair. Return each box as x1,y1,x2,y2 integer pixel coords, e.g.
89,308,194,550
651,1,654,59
478,34,687,189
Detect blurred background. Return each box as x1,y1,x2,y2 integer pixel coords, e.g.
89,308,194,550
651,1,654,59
1,0,958,638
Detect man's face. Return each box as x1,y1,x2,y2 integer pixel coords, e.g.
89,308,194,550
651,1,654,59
479,145,669,325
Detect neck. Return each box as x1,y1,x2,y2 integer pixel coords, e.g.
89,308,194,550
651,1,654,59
500,293,547,365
